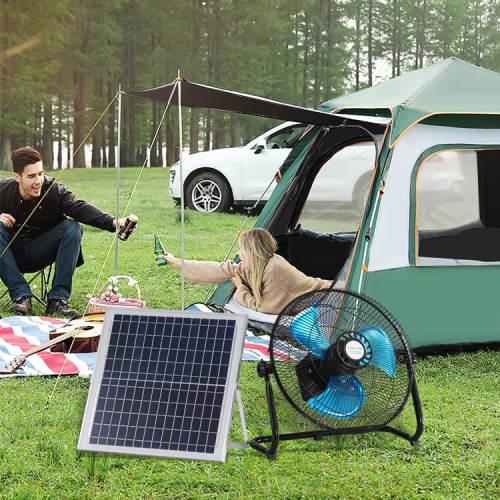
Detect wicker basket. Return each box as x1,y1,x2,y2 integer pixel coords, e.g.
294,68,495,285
89,275,147,313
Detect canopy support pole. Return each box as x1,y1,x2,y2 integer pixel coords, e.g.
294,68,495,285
115,84,122,276
178,72,185,310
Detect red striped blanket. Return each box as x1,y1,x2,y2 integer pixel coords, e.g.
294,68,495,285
0,315,277,377
0,316,98,377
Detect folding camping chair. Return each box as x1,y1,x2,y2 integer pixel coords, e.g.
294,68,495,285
0,264,53,308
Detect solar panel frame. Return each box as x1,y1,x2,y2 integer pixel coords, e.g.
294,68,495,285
78,307,247,462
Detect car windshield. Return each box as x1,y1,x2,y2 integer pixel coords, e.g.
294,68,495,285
264,124,308,150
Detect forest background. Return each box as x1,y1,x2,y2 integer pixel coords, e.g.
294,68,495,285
1,0,499,171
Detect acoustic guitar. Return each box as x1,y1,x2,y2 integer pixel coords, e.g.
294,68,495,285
0,313,104,375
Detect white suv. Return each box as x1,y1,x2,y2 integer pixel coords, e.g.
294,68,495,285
169,122,308,212
169,122,466,215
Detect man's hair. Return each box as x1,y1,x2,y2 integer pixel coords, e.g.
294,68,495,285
11,147,42,175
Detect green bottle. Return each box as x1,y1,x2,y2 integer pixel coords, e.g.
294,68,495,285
154,234,167,266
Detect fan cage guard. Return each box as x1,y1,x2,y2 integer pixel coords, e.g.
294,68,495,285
250,288,423,459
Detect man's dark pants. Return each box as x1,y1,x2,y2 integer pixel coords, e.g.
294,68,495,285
0,220,82,302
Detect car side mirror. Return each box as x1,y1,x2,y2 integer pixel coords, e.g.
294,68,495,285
254,140,266,154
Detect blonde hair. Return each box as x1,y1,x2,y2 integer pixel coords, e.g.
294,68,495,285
239,228,277,307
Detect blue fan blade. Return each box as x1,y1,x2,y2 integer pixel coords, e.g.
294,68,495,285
290,306,330,359
358,326,396,377
308,375,365,419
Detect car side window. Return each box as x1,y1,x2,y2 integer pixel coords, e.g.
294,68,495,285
266,125,307,149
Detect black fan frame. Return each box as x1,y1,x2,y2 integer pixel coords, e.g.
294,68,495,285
272,288,414,431
250,288,424,459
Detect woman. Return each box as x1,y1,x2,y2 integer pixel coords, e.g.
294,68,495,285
159,228,333,315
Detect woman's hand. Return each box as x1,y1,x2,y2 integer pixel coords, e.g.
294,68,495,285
158,253,181,268
230,267,243,287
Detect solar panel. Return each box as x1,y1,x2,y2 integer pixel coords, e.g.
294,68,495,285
78,307,247,462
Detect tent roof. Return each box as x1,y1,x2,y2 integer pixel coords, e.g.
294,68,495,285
320,58,500,146
123,78,339,127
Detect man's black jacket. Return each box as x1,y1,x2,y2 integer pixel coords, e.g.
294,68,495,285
0,175,116,265
0,175,116,238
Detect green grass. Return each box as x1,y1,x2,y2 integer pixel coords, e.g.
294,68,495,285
0,168,499,499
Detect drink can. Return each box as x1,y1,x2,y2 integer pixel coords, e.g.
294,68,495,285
118,214,138,241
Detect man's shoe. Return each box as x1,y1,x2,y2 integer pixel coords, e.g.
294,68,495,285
45,299,79,317
9,296,32,315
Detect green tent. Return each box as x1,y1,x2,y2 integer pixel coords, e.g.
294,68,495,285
321,57,500,146
211,57,500,351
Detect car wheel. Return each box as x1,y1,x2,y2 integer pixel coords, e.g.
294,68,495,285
186,172,233,213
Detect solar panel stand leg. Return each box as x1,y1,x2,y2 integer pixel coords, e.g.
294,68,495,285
228,384,248,450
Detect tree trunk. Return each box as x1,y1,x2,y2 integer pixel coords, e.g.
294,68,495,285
212,1,226,149
42,102,54,169
91,135,100,167
33,104,41,152
166,113,175,166
230,0,241,147
0,131,12,170
190,108,200,154
214,113,226,149
108,85,116,167
57,96,63,169
189,0,202,154
128,86,135,167
302,12,310,106
325,2,334,96
355,8,361,91
101,122,107,168
120,99,128,167
367,0,374,86
73,69,86,168
231,114,241,148
151,101,158,167
418,0,426,68
157,105,163,167
313,0,326,109
205,110,211,151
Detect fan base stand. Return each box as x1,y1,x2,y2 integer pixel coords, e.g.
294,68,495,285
249,361,424,460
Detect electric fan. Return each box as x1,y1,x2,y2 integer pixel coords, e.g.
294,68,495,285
250,288,423,459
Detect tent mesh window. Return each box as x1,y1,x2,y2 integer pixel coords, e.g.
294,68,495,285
417,149,500,263
280,142,376,282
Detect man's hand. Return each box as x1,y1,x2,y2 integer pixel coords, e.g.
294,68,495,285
0,213,15,229
113,217,137,236
113,218,127,229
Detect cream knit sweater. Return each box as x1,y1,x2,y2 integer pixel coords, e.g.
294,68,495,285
182,254,333,315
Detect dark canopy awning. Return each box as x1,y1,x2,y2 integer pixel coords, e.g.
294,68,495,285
123,78,340,126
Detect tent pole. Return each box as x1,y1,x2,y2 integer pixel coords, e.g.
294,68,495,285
115,84,122,277
178,71,185,310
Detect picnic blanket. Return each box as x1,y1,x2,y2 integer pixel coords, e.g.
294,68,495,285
0,315,275,377
0,316,96,377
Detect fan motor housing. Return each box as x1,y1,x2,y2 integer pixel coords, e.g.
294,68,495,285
334,332,373,372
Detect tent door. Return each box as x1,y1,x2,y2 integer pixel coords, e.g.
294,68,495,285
267,123,385,282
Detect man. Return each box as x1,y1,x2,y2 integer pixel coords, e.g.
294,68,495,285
0,147,128,317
